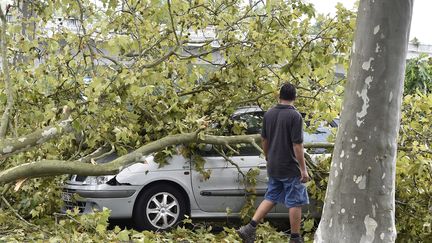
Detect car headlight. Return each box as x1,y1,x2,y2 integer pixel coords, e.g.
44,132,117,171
82,176,114,185
96,175,114,185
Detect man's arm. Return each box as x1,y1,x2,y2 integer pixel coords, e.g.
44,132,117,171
262,137,269,160
293,143,310,182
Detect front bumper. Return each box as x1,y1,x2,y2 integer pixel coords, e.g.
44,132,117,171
61,182,141,218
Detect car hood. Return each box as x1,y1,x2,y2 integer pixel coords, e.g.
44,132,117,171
116,154,189,183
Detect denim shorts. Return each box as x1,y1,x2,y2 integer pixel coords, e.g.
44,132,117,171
264,177,309,208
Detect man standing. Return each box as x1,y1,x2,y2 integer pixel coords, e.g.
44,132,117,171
237,83,310,243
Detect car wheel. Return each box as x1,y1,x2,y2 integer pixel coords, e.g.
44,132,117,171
134,184,187,231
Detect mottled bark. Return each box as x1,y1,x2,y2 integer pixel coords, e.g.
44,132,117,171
315,0,413,242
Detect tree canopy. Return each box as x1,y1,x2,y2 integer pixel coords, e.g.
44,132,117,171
0,0,430,242
0,0,354,180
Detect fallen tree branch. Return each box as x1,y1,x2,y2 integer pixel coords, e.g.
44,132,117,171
0,131,199,184
0,116,73,159
0,131,336,184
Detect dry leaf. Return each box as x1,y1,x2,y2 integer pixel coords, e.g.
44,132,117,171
14,178,27,191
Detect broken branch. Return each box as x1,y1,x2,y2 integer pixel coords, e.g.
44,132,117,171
0,117,73,159
0,130,337,185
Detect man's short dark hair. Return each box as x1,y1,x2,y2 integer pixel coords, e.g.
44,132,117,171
279,83,296,101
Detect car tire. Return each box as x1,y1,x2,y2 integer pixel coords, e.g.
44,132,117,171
134,184,187,231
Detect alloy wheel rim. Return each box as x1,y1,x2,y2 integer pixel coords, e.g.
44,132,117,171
146,192,180,229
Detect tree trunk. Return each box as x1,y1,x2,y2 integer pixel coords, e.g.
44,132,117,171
0,6,13,139
315,1,413,242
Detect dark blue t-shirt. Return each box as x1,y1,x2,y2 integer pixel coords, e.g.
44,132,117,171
261,104,303,178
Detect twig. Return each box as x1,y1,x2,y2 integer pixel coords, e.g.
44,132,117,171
124,1,143,58
53,212,97,231
124,31,171,57
76,0,97,76
176,40,240,60
283,16,337,77
1,183,11,195
141,46,179,69
1,196,34,227
71,131,86,159
163,101,178,115
235,91,272,106
178,80,228,97
214,146,245,179
250,139,263,154
226,144,239,155
167,0,179,45
266,64,282,81
304,152,319,171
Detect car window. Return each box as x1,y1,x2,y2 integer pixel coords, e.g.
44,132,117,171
231,111,264,156
231,111,264,135
304,126,333,154
196,111,264,157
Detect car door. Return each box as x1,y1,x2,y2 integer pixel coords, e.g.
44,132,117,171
190,108,270,213
190,145,269,213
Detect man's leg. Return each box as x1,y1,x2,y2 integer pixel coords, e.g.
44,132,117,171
283,177,308,243
236,200,275,243
237,177,280,242
289,206,302,234
252,199,275,222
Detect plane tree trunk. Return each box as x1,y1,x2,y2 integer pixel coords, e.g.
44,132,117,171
314,0,413,242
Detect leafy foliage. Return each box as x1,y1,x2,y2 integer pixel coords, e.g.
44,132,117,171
0,208,291,242
395,92,432,242
2,0,354,159
404,55,432,94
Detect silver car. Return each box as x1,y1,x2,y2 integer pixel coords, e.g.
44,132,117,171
61,106,333,230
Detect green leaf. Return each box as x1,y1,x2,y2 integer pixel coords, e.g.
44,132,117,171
117,230,130,241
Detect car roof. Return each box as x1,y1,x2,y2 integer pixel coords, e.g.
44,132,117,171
232,106,263,117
